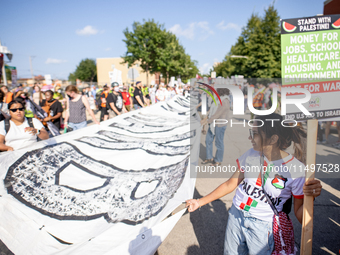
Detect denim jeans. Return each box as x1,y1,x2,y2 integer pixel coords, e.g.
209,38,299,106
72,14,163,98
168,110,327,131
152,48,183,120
134,104,141,110
224,204,274,255
68,121,87,131
205,125,227,162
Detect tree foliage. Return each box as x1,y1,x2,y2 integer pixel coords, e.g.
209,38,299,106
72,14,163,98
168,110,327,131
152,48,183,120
121,19,198,83
69,58,97,82
214,5,281,78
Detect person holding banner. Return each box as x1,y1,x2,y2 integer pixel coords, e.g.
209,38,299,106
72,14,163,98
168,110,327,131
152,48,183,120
64,85,100,131
100,85,110,121
186,113,322,255
38,90,63,130
0,99,49,152
107,83,126,117
121,86,131,111
156,83,166,102
133,81,146,109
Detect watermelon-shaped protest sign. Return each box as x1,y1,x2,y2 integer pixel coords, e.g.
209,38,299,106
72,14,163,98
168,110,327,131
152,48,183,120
332,18,340,29
282,21,296,32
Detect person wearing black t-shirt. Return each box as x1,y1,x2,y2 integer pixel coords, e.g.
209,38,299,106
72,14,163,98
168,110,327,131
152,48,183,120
133,81,146,110
39,90,63,129
107,84,126,118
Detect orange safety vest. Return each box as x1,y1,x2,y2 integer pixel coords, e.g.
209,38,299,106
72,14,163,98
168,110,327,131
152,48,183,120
253,92,264,108
5,92,14,104
101,91,109,108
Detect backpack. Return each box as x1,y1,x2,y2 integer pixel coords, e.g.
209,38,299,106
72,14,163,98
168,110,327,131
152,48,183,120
0,103,10,122
4,117,34,134
96,89,103,107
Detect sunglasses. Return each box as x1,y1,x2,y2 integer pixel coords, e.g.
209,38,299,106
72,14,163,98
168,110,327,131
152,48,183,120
249,129,258,140
9,107,25,112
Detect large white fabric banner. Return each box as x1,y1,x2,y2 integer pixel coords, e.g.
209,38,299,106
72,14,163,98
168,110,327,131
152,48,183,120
0,96,200,255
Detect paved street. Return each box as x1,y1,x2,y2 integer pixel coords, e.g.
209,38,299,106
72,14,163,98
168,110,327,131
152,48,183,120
158,113,340,255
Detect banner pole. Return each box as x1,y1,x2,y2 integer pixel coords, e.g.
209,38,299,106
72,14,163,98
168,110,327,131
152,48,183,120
300,119,318,255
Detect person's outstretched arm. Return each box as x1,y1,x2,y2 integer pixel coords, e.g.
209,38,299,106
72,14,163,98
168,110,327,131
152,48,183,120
0,135,13,151
82,96,100,125
186,170,244,212
64,98,69,128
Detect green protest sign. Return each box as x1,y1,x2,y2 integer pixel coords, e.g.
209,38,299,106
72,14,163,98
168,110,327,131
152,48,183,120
281,14,340,120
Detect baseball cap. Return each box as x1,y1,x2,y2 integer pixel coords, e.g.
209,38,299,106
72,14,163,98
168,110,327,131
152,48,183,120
136,81,141,86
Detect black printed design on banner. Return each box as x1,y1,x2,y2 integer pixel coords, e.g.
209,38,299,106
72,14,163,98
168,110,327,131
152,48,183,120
108,121,187,134
76,136,190,156
129,114,168,123
123,116,189,127
97,130,196,144
4,142,189,224
128,114,188,124
166,103,189,114
177,96,190,104
174,99,189,108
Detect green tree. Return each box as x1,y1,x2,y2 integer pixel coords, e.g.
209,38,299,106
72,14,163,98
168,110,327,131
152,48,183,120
213,5,281,78
68,72,76,83
122,19,198,84
69,58,97,83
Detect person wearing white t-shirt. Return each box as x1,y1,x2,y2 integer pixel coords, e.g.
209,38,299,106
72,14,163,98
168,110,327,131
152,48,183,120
176,85,183,95
165,86,172,101
156,84,166,102
150,85,156,104
170,87,176,99
186,113,322,255
0,99,49,152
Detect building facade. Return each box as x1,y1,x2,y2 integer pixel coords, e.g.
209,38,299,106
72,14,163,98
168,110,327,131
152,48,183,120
96,57,156,87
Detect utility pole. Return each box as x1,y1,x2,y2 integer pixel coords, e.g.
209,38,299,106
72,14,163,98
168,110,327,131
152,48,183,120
29,56,35,84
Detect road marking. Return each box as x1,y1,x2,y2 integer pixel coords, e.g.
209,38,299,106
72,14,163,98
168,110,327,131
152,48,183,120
316,179,340,200
330,199,340,207
329,218,340,228
320,247,336,255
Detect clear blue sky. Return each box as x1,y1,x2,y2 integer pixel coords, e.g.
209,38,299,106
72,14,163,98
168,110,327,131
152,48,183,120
0,0,325,80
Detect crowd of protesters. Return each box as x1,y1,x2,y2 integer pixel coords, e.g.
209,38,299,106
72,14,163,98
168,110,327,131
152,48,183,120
0,81,191,152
